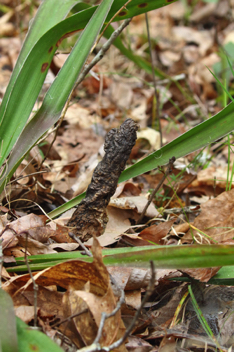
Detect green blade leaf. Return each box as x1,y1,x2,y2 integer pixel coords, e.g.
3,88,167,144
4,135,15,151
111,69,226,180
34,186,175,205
0,0,80,122
0,289,18,352
7,245,234,273
105,24,166,78
0,0,114,192
17,317,63,352
102,244,234,268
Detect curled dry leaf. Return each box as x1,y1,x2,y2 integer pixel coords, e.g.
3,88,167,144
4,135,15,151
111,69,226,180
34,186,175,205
85,206,131,246
125,336,153,352
16,234,56,255
1,213,56,255
1,213,50,250
109,196,159,219
61,237,126,349
113,182,142,198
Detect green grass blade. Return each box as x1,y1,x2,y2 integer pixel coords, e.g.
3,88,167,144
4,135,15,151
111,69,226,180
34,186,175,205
102,244,234,268
17,317,63,352
0,0,80,125
188,285,217,342
206,66,234,103
208,266,234,285
0,0,114,193
72,3,169,78
0,289,18,352
7,244,234,273
105,24,166,78
0,5,87,170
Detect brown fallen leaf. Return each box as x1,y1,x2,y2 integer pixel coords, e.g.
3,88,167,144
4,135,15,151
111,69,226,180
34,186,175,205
125,335,153,352
180,267,220,283
85,206,132,246
107,267,151,291
139,219,176,245
1,213,51,250
113,182,142,198
182,188,234,243
109,196,159,219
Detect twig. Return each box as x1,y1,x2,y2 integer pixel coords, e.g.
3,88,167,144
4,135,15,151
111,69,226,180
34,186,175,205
162,205,200,215
76,18,132,87
213,176,216,198
76,261,155,352
106,261,155,351
136,157,176,224
68,232,92,257
98,1,132,41
38,116,65,170
145,13,162,147
93,278,125,344
50,309,89,328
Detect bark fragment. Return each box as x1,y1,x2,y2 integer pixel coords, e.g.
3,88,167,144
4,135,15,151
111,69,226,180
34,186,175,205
67,119,138,242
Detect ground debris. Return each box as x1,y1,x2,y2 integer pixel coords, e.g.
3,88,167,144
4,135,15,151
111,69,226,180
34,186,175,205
67,119,138,242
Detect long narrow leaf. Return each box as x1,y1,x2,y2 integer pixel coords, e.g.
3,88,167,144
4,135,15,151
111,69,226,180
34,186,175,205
7,244,234,272
17,317,63,352
0,0,115,192
105,24,166,78
0,0,80,124
0,289,18,352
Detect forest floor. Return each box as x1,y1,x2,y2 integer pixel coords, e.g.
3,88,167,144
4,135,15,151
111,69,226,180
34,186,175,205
1,0,234,351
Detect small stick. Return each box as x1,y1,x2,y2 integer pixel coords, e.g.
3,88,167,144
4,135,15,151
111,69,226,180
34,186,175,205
50,309,89,328
76,18,132,86
68,232,92,257
137,156,176,224
78,261,155,352
213,176,216,198
93,279,125,345
98,1,132,41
